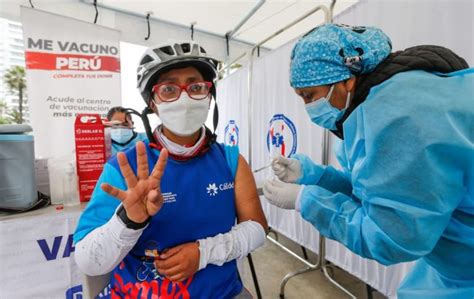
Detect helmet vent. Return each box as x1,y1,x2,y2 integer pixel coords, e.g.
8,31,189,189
181,43,191,53
158,46,174,56
200,47,206,54
140,55,153,65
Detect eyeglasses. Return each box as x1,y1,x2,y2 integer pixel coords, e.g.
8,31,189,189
152,81,213,102
106,120,134,129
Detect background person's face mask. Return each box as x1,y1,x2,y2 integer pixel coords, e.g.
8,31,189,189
157,93,210,136
305,85,350,130
111,127,134,144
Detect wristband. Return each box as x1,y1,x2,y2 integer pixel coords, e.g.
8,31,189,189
116,205,151,230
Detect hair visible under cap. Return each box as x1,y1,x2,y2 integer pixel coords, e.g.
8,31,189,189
107,106,130,121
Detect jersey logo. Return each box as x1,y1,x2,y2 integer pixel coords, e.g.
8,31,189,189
206,182,234,197
206,183,219,196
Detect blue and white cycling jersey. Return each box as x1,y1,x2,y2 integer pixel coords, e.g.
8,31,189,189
74,141,242,298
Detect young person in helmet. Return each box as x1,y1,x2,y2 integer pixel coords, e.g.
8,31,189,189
74,41,268,298
106,106,147,155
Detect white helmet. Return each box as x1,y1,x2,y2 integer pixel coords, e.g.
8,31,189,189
137,40,220,104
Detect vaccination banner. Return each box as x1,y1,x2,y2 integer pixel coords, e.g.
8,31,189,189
0,207,85,298
21,7,121,158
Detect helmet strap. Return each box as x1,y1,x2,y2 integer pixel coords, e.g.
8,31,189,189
212,96,219,139
140,106,157,144
122,107,157,145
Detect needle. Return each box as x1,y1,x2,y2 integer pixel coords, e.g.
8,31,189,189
253,163,272,173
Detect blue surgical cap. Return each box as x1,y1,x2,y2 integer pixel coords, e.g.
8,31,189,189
290,24,392,88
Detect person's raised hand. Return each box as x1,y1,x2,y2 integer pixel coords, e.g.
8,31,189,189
101,141,168,223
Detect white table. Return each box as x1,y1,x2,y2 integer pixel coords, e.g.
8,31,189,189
0,197,414,299
0,204,87,298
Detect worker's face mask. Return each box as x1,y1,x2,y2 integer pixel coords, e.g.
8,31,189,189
111,127,134,144
305,85,350,130
157,93,210,136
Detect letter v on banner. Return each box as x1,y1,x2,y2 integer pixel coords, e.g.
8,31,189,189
37,236,62,261
37,234,75,261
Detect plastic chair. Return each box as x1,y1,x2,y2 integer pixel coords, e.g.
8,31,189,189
82,272,110,299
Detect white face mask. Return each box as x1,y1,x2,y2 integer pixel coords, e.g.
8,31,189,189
157,94,210,136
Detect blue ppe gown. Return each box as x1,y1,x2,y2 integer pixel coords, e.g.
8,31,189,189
294,69,474,298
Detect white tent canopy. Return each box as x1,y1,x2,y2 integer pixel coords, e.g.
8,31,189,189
1,0,357,64
90,0,358,49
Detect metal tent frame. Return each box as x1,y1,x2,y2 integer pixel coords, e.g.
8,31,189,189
222,1,357,297
79,0,271,51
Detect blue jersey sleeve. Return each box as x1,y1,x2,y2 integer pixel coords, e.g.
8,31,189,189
73,162,124,243
224,145,240,179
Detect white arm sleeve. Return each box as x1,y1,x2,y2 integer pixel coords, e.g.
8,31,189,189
197,220,266,270
74,210,147,276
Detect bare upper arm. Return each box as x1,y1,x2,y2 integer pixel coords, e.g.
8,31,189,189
234,154,268,233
